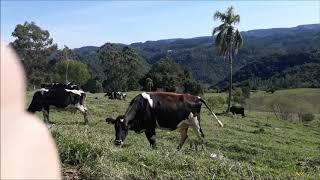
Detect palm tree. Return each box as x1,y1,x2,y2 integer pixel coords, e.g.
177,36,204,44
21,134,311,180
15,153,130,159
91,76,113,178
63,45,70,84
212,6,243,113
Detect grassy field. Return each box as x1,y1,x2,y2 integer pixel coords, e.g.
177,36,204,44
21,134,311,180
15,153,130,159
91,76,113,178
26,89,320,179
246,88,320,114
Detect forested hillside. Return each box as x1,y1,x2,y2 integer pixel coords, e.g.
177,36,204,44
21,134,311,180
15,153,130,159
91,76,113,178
73,24,320,86
9,21,320,91
217,50,320,89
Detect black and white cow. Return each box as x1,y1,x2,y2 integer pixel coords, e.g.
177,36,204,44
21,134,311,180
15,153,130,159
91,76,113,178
105,91,127,100
27,85,88,124
106,92,223,149
230,106,245,117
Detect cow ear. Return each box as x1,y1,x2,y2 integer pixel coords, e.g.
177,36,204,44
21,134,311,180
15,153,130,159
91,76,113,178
105,118,116,124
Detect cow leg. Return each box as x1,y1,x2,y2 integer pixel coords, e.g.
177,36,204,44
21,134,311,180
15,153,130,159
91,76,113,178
190,116,204,144
76,105,88,124
42,107,50,124
177,124,189,150
82,109,88,125
145,129,156,149
197,113,204,138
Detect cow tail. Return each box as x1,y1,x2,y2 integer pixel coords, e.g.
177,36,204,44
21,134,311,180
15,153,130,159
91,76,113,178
199,98,224,127
81,92,87,107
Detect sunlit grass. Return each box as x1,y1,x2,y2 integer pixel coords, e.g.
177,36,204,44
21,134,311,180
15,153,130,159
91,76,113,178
26,89,320,179
246,88,320,113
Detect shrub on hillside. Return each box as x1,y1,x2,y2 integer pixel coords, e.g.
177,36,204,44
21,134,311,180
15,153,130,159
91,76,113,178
55,60,91,85
207,96,226,108
241,86,251,98
183,80,203,95
232,87,246,106
141,58,203,94
272,103,293,121
83,79,103,93
299,113,315,122
205,88,220,93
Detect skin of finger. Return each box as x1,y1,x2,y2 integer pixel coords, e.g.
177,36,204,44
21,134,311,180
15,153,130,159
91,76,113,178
1,41,61,179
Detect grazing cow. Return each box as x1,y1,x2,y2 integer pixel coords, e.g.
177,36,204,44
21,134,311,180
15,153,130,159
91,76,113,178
106,92,223,149
119,92,127,100
41,82,79,90
105,91,127,100
27,84,88,124
230,106,245,117
266,89,275,94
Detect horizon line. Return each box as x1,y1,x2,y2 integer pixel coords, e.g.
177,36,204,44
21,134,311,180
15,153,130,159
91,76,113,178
73,23,319,49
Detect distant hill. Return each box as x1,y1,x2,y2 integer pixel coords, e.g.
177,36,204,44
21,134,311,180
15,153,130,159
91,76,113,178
73,24,320,86
243,24,320,37
73,46,99,57
216,50,320,89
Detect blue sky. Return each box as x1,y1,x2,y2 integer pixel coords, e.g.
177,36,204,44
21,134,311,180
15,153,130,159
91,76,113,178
1,1,319,48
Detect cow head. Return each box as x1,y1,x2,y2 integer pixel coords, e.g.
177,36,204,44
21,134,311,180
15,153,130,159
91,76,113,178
106,94,150,146
106,115,128,146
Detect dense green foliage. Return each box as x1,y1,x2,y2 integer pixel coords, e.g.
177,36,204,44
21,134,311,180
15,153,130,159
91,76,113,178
129,24,320,85
10,22,91,87
82,78,103,93
10,21,320,92
74,46,104,81
98,43,147,91
54,60,91,85
218,50,320,90
141,58,203,95
10,21,57,86
232,87,246,106
300,113,315,122
26,89,320,179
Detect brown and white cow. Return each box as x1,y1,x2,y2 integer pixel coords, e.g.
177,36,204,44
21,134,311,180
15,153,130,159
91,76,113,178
106,92,223,149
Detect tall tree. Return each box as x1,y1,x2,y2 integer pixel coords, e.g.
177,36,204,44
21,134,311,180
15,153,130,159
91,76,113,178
98,43,128,91
60,46,78,83
98,43,147,91
10,21,57,86
142,58,203,94
55,60,91,85
212,6,243,112
122,46,146,90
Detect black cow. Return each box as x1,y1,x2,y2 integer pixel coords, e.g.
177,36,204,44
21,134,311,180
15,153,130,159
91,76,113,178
27,85,88,124
41,82,79,90
106,92,223,149
230,106,245,117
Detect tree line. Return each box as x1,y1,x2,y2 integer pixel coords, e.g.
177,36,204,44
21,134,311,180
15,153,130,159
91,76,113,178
9,21,203,95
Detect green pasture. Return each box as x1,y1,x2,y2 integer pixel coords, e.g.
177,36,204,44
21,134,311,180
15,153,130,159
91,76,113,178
26,89,320,179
